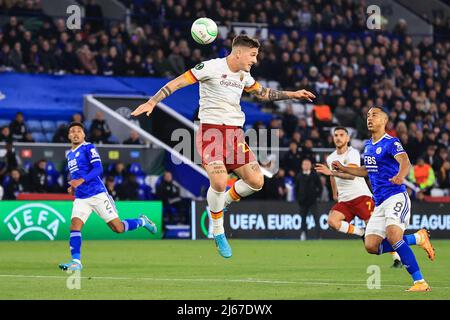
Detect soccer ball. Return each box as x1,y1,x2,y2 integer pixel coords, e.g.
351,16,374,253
191,17,218,45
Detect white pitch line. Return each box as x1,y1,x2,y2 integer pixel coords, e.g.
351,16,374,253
0,274,450,289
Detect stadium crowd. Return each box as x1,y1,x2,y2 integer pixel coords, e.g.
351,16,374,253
0,0,449,201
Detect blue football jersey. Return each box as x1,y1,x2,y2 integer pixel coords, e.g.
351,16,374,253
363,134,407,206
67,142,106,199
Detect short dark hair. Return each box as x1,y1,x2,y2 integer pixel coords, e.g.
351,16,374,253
68,121,84,131
232,35,260,49
370,106,389,116
333,126,348,134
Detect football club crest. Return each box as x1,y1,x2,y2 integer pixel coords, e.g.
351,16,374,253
376,147,382,154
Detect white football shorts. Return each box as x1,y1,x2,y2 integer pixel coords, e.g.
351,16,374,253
365,191,411,238
71,192,119,224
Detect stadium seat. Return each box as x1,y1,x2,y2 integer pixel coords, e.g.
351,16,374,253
27,120,42,133
45,133,54,142
138,184,153,200
136,175,146,186
107,163,115,174
46,161,61,189
145,175,161,191
129,163,144,176
2,175,11,187
108,135,120,144
32,132,47,142
83,120,92,131
41,120,57,133
23,161,32,173
114,175,124,185
56,120,69,128
0,119,10,127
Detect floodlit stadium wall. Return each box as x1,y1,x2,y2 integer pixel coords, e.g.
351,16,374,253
192,201,450,240
0,201,163,241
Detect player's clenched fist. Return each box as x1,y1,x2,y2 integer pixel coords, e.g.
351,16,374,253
131,100,156,117
315,163,332,176
389,175,404,185
331,160,344,171
67,186,74,195
291,89,316,102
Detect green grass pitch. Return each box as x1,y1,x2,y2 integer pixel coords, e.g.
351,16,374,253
0,239,448,299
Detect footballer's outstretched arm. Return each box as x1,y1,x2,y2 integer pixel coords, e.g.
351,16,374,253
332,161,368,177
247,83,316,102
315,163,356,180
131,71,195,117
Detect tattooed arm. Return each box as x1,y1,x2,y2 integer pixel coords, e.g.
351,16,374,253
246,83,316,102
131,71,194,117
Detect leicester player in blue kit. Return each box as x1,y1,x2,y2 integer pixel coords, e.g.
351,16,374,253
58,122,157,271
332,107,435,292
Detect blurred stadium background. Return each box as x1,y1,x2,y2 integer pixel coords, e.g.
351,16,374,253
0,0,449,299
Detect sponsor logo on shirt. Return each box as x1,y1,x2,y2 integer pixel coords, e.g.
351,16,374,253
219,79,243,89
90,148,99,158
394,142,404,152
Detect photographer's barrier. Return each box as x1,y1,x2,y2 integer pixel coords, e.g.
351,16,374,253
0,201,163,241
191,200,450,239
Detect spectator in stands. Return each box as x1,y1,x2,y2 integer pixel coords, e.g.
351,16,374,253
123,130,143,145
0,126,11,142
282,104,298,138
90,111,111,142
117,174,139,200
76,44,98,75
409,131,427,164
29,159,50,193
39,40,58,73
334,97,356,127
109,161,127,184
9,112,27,142
281,141,302,177
167,46,185,75
52,123,69,143
260,168,287,200
318,175,331,202
23,132,34,142
437,161,450,190
295,158,322,240
156,171,184,224
409,158,436,195
300,139,315,163
0,43,12,71
423,145,437,168
8,41,26,71
89,127,107,144
71,113,84,124
3,168,29,199
0,141,21,178
105,176,118,200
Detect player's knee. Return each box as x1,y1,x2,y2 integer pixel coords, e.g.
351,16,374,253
327,217,339,230
364,242,379,254
386,234,402,246
210,181,227,192
111,224,124,233
247,174,264,190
